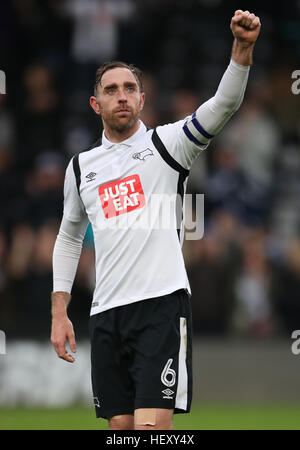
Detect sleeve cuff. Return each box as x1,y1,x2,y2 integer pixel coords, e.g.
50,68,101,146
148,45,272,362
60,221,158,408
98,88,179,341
230,58,251,71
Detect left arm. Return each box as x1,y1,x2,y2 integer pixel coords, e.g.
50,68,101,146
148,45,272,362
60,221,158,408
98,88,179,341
191,10,261,143
156,10,261,169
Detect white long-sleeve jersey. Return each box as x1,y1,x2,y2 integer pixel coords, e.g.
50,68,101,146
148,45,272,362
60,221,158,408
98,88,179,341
53,59,250,315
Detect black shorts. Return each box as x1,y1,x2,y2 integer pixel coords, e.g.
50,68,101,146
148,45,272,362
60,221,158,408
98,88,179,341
89,289,193,419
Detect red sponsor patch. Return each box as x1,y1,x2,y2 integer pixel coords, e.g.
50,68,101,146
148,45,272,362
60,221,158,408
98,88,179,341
99,174,146,218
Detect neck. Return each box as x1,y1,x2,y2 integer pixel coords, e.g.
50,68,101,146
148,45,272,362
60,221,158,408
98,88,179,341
103,120,140,143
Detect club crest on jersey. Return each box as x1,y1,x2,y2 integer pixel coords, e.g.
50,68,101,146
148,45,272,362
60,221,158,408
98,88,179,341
132,148,154,161
98,174,146,218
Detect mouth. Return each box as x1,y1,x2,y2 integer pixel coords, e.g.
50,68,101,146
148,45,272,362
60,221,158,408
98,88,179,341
114,110,131,119
115,109,130,113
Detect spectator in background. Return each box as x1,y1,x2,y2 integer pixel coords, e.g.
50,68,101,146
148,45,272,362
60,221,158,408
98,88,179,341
0,95,28,235
233,227,274,338
139,73,161,129
0,94,15,154
0,228,7,301
271,238,300,335
203,142,272,227
3,223,35,336
2,151,65,337
1,148,95,338
183,210,239,335
269,138,300,240
267,64,300,139
220,77,280,189
268,134,300,334
184,132,274,336
16,63,63,170
63,0,135,65
12,0,72,72
171,88,200,121
24,151,65,230
61,0,136,98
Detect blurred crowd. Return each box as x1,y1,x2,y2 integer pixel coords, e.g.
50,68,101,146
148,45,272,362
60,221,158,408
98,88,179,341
1,0,300,339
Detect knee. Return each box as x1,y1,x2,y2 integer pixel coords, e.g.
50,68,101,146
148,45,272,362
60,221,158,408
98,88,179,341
109,414,134,430
134,408,174,430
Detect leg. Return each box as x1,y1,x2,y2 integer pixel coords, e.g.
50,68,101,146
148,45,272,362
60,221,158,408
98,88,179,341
128,291,193,429
108,414,134,430
134,408,174,430
89,311,135,423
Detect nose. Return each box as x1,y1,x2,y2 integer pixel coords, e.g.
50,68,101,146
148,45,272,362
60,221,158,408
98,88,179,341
117,88,127,103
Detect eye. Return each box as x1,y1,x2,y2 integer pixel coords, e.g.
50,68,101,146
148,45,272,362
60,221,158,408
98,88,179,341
126,86,135,93
107,88,116,95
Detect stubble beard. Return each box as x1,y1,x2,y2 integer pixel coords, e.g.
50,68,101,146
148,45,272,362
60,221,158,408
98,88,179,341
102,107,140,134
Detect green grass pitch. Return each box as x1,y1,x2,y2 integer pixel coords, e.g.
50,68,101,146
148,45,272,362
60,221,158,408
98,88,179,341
0,404,300,430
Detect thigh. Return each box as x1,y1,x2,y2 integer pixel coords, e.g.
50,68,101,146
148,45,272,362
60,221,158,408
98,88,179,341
89,310,135,419
128,289,193,413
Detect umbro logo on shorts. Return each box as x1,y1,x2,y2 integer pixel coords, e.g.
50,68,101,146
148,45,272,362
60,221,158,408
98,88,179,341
162,388,174,399
132,148,154,161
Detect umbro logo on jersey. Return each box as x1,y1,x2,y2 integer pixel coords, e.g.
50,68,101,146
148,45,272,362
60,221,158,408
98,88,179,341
86,172,97,182
132,148,154,161
162,388,174,399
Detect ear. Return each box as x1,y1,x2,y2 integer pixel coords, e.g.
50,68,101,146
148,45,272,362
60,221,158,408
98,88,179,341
140,92,145,111
90,96,102,116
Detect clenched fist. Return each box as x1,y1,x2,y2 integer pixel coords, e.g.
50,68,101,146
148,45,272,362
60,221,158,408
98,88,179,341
230,10,261,46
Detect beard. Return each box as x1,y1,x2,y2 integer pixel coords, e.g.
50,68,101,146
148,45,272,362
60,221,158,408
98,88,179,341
101,105,140,133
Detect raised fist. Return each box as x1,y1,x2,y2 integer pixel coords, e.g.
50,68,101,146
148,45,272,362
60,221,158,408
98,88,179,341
230,10,261,46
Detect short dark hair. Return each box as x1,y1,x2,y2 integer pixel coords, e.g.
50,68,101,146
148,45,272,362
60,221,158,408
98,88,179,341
94,61,143,96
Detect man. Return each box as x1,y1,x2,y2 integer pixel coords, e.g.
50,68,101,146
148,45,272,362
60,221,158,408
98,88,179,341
51,10,261,430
